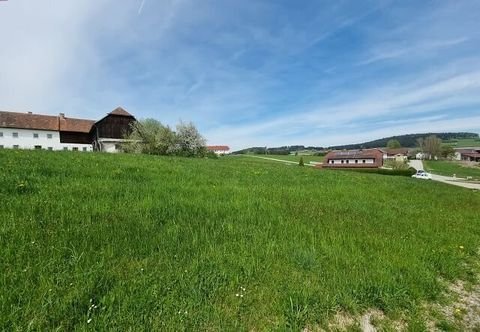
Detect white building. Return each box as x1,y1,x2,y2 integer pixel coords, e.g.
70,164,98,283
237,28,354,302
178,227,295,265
0,107,136,152
207,145,230,155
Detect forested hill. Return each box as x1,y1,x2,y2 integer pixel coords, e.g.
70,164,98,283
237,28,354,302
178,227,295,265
329,132,479,150
233,132,479,154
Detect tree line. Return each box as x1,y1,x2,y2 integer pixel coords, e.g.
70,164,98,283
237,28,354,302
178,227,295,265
122,119,212,157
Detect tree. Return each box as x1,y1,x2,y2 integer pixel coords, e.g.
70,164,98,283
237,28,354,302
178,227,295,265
299,156,304,166
441,145,455,159
387,139,401,149
123,119,176,155
172,121,207,157
422,135,442,159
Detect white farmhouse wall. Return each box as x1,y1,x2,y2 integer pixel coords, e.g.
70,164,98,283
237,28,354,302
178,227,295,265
0,127,92,151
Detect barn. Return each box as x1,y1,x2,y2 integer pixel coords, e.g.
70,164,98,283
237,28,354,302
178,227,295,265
323,149,384,168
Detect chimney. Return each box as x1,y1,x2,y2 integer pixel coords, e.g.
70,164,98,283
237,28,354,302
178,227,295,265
59,113,65,118
27,112,32,114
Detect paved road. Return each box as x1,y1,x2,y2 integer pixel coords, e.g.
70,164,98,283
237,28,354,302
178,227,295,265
409,160,480,190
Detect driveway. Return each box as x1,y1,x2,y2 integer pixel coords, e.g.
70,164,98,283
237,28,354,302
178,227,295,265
409,160,480,190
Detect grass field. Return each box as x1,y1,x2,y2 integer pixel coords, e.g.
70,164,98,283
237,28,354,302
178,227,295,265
424,160,480,180
443,138,480,148
1,150,480,330
252,154,324,163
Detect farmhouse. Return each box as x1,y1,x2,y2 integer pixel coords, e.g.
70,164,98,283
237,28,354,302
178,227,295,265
323,149,384,168
382,148,409,162
207,145,230,155
455,148,480,162
0,107,135,152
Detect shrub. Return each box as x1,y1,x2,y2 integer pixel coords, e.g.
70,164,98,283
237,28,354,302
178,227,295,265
299,157,304,166
339,167,417,177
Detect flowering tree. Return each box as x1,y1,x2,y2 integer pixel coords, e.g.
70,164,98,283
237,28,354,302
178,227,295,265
172,121,207,157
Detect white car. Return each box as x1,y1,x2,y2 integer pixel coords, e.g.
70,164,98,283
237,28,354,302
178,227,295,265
412,170,432,180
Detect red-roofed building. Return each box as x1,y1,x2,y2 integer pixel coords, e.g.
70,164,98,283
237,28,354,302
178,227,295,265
323,149,384,168
0,107,135,152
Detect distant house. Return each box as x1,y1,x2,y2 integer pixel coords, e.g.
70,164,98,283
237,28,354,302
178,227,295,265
207,145,230,155
0,107,135,153
455,148,480,162
323,149,384,168
382,148,409,162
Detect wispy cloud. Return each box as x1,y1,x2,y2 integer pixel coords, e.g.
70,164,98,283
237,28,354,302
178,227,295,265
0,0,479,150
138,0,146,15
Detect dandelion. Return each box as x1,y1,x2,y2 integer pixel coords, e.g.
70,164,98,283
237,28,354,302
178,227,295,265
87,318,92,324
455,308,461,313
240,294,244,298
235,293,239,297
459,246,464,250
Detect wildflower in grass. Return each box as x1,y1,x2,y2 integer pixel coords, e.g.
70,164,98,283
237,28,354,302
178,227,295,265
459,245,464,250
87,318,92,324
235,293,239,297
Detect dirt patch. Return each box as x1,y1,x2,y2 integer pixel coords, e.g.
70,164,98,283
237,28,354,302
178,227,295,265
426,280,480,331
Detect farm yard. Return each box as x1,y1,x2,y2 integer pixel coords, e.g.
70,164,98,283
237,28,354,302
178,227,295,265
1,150,480,330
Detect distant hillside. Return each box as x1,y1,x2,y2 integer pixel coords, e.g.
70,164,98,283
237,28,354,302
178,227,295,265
233,132,479,154
329,132,479,150
233,145,326,155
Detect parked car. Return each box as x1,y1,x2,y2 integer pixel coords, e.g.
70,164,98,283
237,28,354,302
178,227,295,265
412,170,432,180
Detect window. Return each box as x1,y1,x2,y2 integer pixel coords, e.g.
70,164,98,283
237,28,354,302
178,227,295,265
34,145,42,150
330,160,334,164
355,160,358,164
48,147,53,151
72,147,79,151
33,133,39,138
82,147,87,152
0,132,3,137
346,160,350,164
12,132,18,138
341,160,344,164
47,134,53,139
362,160,366,164
13,145,19,149
63,147,68,151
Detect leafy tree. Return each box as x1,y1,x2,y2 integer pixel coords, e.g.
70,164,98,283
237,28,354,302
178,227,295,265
123,119,206,157
387,139,401,149
299,157,304,166
123,119,176,155
441,145,455,159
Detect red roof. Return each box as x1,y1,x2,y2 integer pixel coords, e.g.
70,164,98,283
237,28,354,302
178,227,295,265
207,145,230,151
0,111,94,133
323,149,384,168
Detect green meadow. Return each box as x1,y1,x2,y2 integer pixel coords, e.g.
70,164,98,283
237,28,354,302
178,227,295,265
424,160,480,180
252,154,324,163
443,138,480,148
1,150,480,330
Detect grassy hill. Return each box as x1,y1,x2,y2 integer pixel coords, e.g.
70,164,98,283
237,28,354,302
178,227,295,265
1,150,480,330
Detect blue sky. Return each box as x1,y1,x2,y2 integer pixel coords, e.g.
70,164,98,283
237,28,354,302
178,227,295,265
1,0,479,150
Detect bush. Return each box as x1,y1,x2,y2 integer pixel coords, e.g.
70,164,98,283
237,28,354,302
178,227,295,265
299,157,304,167
339,167,417,177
